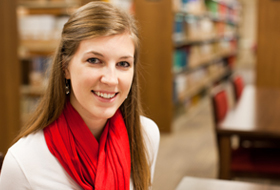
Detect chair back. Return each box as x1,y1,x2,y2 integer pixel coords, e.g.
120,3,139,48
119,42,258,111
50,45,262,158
233,76,244,101
212,89,228,125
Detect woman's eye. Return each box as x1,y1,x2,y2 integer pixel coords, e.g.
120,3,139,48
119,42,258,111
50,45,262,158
87,58,101,64
117,61,130,68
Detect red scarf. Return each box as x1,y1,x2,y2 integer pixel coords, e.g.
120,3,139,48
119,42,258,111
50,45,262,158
44,102,131,190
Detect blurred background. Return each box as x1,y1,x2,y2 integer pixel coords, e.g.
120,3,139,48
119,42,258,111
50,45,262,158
1,0,280,189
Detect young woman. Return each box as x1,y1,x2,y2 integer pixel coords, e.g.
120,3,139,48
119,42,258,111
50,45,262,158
0,2,160,190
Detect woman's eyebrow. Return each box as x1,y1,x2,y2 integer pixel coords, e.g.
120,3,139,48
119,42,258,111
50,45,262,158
120,55,134,59
85,51,104,57
86,51,134,59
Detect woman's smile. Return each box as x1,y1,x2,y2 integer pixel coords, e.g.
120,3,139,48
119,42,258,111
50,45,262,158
92,90,119,101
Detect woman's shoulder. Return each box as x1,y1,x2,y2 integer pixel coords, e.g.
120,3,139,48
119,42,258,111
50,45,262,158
6,130,51,174
0,131,47,188
140,116,160,142
139,116,160,180
2,130,81,189
140,116,160,158
9,130,46,156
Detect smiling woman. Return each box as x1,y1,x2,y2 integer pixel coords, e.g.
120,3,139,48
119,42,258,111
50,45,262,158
0,2,160,190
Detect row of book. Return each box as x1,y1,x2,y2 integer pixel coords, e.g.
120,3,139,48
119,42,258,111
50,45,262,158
173,60,229,103
173,38,237,73
21,96,41,122
173,14,237,43
205,0,241,23
22,56,52,87
173,71,237,118
173,0,206,15
107,0,134,14
173,0,241,21
18,14,70,41
174,91,207,118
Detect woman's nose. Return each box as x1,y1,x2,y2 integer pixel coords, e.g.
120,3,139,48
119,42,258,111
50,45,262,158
100,66,118,86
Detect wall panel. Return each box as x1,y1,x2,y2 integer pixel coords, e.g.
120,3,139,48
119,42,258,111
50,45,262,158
0,0,21,153
135,0,173,132
256,0,280,88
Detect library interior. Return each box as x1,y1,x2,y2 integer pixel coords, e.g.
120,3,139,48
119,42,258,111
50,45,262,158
1,0,280,189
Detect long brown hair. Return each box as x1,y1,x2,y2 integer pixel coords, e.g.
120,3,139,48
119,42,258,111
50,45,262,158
15,2,150,189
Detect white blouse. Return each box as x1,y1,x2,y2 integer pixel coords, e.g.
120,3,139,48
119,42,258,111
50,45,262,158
0,116,160,190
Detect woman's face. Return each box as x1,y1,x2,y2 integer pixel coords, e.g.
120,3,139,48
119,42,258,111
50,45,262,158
65,33,134,121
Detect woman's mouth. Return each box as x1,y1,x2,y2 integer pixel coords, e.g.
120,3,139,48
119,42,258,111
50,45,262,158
91,90,118,99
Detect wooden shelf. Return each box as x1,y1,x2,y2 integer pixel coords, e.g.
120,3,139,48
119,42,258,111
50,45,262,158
209,15,238,26
177,68,229,101
19,39,59,57
173,11,208,18
17,1,79,15
18,1,79,9
173,50,237,76
174,11,239,25
174,34,238,48
21,85,46,97
174,36,218,47
178,78,209,101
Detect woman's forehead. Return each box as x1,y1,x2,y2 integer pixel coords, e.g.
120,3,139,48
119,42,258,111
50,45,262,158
76,33,135,58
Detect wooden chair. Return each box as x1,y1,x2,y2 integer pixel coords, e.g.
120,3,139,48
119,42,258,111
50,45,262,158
232,76,248,147
232,75,244,101
211,87,280,180
212,88,229,124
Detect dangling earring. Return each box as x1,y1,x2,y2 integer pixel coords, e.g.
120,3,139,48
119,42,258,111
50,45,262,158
65,79,70,95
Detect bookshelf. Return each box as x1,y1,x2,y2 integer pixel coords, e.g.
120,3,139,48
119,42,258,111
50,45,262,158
17,0,81,125
172,0,240,117
135,0,241,132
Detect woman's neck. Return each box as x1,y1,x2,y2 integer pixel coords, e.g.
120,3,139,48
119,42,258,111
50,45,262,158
86,118,107,141
69,98,107,141
81,115,107,141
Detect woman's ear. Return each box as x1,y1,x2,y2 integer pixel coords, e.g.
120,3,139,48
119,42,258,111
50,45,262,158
64,68,71,79
62,53,70,79
63,57,70,79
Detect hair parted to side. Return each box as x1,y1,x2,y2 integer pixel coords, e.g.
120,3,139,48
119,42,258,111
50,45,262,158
14,2,151,189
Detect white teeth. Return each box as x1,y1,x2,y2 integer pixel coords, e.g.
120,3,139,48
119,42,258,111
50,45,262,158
94,91,116,99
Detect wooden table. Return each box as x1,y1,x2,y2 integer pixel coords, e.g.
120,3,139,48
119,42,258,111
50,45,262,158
176,177,280,190
217,85,280,179
218,85,280,137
